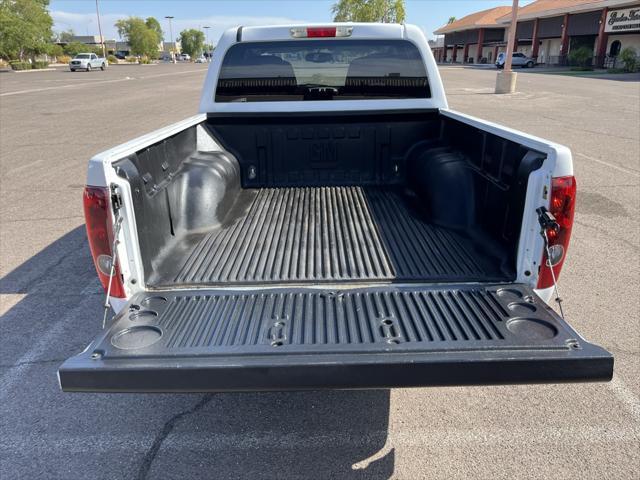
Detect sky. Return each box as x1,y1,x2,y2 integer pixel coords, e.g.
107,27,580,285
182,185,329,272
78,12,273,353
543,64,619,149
49,0,528,43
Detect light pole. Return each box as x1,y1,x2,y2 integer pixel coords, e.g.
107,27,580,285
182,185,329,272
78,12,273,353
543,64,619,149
165,15,176,63
495,0,519,93
95,0,106,58
203,26,210,52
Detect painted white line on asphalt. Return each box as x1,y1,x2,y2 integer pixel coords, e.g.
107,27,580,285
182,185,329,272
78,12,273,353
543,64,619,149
575,151,640,177
137,68,204,79
0,69,204,97
609,375,640,422
0,77,133,97
0,292,98,400
5,157,46,174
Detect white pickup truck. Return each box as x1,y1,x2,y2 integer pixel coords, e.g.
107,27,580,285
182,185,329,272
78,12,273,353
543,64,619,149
69,53,107,72
59,23,612,392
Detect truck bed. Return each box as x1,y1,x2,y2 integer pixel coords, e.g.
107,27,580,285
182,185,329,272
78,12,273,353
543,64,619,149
115,111,535,290
64,116,615,393
150,186,509,287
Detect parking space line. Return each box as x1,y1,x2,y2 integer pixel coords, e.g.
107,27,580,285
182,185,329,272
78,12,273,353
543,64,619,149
0,292,97,401
609,375,640,423
0,77,133,97
575,152,640,177
0,69,204,97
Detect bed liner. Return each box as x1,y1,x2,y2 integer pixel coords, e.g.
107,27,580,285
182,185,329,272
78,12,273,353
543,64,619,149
151,186,510,287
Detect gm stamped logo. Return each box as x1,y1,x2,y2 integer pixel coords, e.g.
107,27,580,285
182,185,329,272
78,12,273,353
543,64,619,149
310,141,338,167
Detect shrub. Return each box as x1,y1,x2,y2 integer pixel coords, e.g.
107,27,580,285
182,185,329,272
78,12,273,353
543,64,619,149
57,55,71,64
10,61,32,70
48,44,64,57
107,54,118,64
32,60,49,69
139,56,152,64
569,47,593,70
620,47,638,72
125,56,138,63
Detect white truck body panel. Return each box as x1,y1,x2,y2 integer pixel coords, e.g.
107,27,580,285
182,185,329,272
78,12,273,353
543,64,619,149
199,23,448,113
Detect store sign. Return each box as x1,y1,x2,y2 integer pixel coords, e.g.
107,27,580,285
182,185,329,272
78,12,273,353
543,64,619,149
605,7,640,33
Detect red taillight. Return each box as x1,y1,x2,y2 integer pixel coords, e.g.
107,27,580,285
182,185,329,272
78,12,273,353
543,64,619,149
290,26,353,38
307,27,337,37
83,186,125,298
537,176,576,289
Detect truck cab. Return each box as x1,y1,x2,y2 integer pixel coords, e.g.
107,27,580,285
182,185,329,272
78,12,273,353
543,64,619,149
59,23,612,392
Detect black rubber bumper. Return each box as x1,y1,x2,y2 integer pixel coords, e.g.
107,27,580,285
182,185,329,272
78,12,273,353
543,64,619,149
60,349,613,393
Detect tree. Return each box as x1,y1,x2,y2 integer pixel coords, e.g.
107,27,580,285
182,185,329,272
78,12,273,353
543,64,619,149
145,17,163,44
47,43,63,57
57,28,75,42
331,0,405,23
115,16,160,58
447,16,456,24
0,0,53,60
179,28,205,58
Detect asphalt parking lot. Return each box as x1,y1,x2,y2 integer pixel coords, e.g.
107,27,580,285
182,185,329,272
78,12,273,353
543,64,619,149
0,63,638,479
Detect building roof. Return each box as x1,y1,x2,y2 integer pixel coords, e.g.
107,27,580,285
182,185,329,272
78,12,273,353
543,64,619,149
434,6,512,35
496,0,638,23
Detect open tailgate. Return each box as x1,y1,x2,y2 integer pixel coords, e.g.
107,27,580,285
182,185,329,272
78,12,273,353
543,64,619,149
59,284,612,392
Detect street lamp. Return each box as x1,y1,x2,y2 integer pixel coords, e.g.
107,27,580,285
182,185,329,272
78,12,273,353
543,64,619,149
95,0,106,58
203,26,210,57
165,15,176,63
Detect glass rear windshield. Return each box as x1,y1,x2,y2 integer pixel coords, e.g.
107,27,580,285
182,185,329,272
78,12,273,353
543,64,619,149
215,39,430,102
75,54,91,59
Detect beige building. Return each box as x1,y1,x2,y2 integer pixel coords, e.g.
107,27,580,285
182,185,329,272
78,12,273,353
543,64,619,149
433,0,640,67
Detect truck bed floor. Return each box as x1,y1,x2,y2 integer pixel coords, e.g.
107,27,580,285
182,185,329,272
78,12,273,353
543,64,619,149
154,187,509,287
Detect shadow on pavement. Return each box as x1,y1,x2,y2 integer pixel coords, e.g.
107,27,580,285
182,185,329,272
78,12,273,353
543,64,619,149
0,227,394,480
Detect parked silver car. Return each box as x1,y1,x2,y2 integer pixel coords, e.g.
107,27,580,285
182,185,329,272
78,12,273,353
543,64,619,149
495,52,536,69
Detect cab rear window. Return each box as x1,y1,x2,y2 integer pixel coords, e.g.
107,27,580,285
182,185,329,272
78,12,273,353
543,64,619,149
215,39,430,102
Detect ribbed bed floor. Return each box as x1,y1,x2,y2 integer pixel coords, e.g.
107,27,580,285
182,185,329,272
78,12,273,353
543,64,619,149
168,187,500,286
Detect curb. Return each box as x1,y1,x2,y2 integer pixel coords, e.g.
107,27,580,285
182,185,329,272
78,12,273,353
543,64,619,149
4,68,58,73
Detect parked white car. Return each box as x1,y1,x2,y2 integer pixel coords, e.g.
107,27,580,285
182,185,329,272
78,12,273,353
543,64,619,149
69,53,107,72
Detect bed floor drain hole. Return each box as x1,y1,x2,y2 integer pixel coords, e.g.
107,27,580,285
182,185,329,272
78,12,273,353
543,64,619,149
271,340,283,347
381,319,394,326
